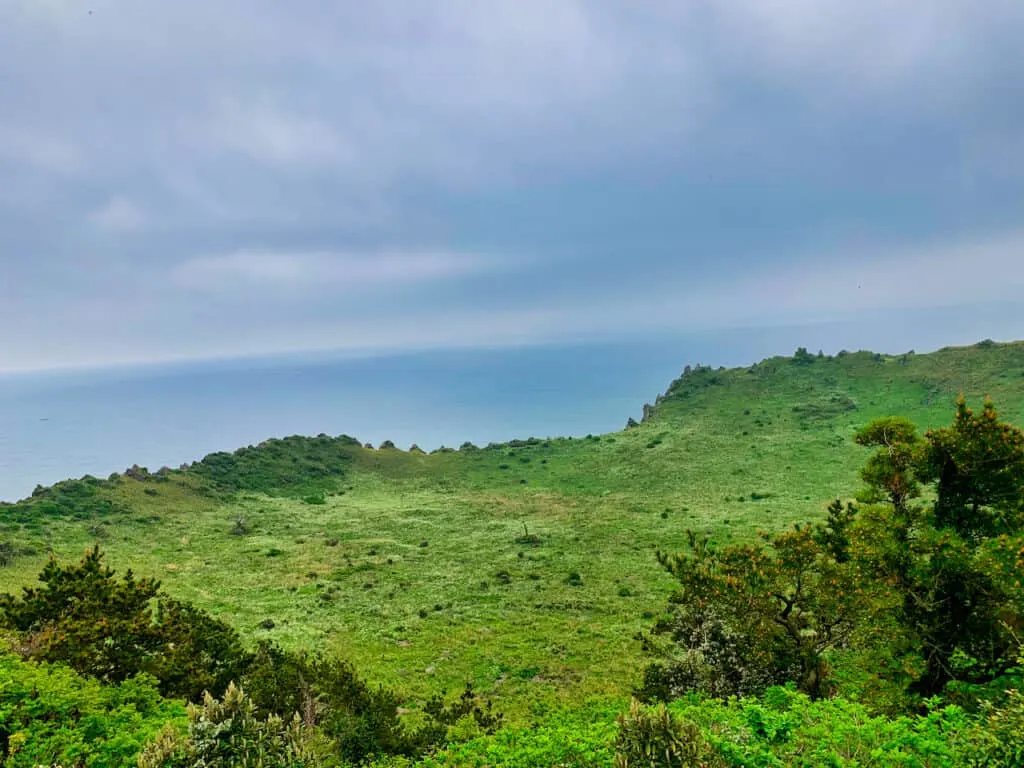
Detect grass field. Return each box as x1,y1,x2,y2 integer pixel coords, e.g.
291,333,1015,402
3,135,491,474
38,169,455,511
3,340,1023,720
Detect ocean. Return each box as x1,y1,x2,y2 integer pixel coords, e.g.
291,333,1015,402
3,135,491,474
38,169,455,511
1,337,710,503
2,310,1012,504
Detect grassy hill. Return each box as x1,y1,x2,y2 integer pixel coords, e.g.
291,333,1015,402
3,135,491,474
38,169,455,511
2,339,1023,720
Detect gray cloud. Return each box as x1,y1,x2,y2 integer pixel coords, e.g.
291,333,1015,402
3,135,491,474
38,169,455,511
2,1,1023,373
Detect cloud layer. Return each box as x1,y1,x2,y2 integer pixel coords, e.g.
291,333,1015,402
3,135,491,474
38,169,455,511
2,1,1023,372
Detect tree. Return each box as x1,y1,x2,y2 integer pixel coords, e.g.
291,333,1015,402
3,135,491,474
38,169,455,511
643,524,870,701
642,399,1024,704
854,417,924,513
0,547,247,700
853,400,1024,698
922,396,1024,538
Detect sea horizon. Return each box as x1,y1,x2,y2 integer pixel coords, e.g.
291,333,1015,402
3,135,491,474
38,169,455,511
2,312,1019,504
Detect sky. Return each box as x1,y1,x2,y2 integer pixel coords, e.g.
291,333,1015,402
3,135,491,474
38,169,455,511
2,1,1024,374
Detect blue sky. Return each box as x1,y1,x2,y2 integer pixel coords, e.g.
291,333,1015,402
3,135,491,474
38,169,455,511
2,1,1024,373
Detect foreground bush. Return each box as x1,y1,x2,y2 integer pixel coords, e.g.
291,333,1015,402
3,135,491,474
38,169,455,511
138,683,328,768
412,688,1022,767
0,651,184,767
418,700,620,768
615,699,720,767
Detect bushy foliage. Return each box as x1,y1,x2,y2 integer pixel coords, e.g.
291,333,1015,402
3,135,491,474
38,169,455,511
419,701,620,768
244,642,422,763
854,399,1024,697
189,434,360,496
676,685,973,766
0,547,247,700
646,523,872,700
791,347,815,365
242,642,501,765
415,691,1001,767
0,541,14,567
615,699,720,768
963,687,1024,766
137,683,326,768
922,396,1024,538
639,607,783,702
645,398,1024,705
1,475,123,522
0,650,184,768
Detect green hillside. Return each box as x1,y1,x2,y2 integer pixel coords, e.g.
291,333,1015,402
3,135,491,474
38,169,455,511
3,339,1023,722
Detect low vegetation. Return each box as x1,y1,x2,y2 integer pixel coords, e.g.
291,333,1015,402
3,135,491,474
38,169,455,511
2,340,1024,765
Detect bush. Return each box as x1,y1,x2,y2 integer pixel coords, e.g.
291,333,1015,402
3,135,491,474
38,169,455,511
0,651,184,768
0,547,248,701
421,701,619,768
241,642,491,764
189,434,357,496
614,699,720,768
138,683,326,768
963,687,1024,766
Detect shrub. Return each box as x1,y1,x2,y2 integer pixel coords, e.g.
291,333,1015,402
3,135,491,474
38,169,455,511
241,642,487,764
646,524,871,701
964,687,1024,766
138,683,326,768
422,701,618,768
614,699,719,768
188,434,357,496
0,651,184,768
0,547,247,701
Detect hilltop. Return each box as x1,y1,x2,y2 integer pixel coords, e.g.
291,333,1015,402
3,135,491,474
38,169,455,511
2,338,1024,719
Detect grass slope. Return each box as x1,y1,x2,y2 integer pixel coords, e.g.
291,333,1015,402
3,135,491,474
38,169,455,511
2,339,1023,720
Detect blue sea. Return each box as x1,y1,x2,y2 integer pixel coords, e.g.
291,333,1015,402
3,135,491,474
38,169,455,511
1,312,1015,503
0,331,774,503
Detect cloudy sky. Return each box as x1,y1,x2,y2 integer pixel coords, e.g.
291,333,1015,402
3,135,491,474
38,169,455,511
2,1,1024,374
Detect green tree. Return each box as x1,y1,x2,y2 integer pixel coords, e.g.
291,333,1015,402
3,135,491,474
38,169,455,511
644,524,870,701
0,547,247,700
854,400,1024,698
922,396,1024,538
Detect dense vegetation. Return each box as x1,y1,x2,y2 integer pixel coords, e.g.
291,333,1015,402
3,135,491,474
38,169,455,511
2,339,1024,765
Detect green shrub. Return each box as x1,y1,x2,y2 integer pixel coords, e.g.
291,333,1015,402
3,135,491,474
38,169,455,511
0,547,247,701
137,683,327,768
0,651,184,768
963,688,1024,766
241,641,488,764
421,701,619,768
189,434,357,496
614,699,720,768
